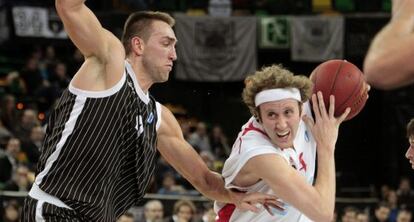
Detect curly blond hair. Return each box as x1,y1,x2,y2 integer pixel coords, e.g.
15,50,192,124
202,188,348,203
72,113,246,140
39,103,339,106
242,64,313,119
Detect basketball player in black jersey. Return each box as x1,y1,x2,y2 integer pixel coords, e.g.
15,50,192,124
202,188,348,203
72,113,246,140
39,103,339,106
21,0,279,221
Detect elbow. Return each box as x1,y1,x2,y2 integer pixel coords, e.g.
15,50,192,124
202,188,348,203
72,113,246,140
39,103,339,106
319,212,334,222
363,62,395,90
55,0,81,13
365,74,394,90
312,209,334,222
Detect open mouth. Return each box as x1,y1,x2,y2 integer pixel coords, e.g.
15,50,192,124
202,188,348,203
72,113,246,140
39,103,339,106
276,131,290,139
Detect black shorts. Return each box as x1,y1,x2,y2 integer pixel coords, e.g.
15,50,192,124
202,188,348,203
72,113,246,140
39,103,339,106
21,196,82,222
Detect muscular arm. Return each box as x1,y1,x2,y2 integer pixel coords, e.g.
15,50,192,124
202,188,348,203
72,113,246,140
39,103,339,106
242,147,335,222
55,0,123,62
363,0,414,90
55,0,124,90
156,105,234,202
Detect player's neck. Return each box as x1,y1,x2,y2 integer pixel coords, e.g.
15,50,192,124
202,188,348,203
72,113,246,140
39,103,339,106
126,58,153,93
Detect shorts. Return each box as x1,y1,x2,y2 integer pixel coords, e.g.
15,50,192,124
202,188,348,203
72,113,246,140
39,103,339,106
21,196,83,222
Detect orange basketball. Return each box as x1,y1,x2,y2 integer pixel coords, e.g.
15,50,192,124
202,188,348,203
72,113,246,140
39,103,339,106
310,59,368,121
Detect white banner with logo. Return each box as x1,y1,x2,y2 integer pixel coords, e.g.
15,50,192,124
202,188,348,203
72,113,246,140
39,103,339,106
12,6,67,39
174,14,257,82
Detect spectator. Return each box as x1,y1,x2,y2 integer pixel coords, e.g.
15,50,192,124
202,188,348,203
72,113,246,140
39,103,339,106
15,109,39,140
116,212,134,222
0,137,22,184
372,202,391,222
396,209,412,222
157,172,186,195
2,199,19,222
209,125,230,160
356,211,369,222
387,190,399,222
0,95,18,133
188,122,211,153
165,200,196,222
341,206,358,222
144,200,164,222
396,177,414,209
20,126,43,170
3,165,32,191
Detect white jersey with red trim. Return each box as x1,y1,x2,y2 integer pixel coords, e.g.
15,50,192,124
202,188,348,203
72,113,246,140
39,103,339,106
214,102,316,222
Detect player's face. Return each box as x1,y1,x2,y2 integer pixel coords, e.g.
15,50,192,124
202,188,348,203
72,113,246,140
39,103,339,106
259,99,301,149
405,136,414,169
142,21,177,83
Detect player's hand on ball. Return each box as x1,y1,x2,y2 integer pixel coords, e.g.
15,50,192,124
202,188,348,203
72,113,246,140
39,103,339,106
303,92,350,153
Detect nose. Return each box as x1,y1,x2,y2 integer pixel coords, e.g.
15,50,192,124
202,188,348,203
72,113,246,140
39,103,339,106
170,47,177,61
275,117,288,129
406,145,413,159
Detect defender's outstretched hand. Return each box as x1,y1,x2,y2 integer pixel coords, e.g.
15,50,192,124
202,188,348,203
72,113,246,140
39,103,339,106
230,191,284,215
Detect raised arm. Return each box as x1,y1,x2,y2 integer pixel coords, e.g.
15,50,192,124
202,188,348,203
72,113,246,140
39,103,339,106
241,93,349,222
55,0,122,61
157,105,276,211
363,0,414,90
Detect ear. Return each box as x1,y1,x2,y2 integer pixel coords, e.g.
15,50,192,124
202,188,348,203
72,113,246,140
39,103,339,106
299,102,304,117
131,36,145,56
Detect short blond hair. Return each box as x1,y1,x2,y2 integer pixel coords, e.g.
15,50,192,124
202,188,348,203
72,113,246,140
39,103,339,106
242,64,313,119
121,11,175,56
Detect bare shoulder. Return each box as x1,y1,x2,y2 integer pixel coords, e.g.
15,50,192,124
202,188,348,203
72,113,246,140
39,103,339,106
157,105,182,138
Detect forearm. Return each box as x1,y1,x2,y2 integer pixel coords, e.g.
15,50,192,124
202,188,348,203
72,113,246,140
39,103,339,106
313,148,336,220
364,20,414,89
56,0,85,9
192,171,233,203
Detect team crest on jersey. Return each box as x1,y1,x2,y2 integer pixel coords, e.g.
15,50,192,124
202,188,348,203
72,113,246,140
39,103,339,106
304,130,310,142
147,112,154,124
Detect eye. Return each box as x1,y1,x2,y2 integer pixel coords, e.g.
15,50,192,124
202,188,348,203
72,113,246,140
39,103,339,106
267,112,276,118
284,109,293,115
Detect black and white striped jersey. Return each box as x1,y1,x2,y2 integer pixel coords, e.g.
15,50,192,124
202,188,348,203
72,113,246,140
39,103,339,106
34,61,161,221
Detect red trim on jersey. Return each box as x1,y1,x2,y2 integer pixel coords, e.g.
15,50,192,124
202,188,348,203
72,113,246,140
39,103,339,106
216,204,236,222
238,122,268,153
299,152,307,172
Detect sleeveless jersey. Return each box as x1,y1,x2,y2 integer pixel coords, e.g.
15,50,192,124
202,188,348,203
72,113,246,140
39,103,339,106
33,61,161,221
215,102,316,222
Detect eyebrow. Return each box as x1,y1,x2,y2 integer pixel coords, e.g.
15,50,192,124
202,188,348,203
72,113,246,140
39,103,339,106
162,36,177,43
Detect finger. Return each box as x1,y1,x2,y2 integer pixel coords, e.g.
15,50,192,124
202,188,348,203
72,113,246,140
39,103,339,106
311,94,321,120
329,95,335,118
266,203,285,211
317,91,328,118
244,193,278,202
365,84,370,99
240,202,259,213
337,107,351,123
264,200,285,211
263,203,274,216
366,83,371,92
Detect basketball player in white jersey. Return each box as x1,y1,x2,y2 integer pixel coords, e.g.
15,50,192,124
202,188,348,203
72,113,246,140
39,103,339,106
215,65,354,222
